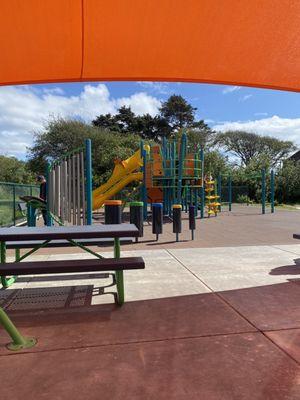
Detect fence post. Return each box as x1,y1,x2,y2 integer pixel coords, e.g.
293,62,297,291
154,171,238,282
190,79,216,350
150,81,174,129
270,169,275,213
228,175,232,212
261,168,266,215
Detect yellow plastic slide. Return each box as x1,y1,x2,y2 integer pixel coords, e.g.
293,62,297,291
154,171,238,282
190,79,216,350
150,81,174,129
92,147,148,210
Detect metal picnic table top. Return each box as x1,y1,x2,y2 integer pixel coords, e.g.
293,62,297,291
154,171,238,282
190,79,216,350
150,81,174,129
0,224,139,242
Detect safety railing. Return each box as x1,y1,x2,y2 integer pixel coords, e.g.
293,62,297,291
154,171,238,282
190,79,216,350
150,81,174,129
0,182,39,227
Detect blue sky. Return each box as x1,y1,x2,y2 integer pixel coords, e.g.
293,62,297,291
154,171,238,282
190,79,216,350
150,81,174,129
1,81,300,159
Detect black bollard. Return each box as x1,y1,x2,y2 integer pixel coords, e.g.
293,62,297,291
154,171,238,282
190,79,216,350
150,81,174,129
172,204,182,242
104,200,122,224
130,201,144,242
152,203,163,241
189,205,196,240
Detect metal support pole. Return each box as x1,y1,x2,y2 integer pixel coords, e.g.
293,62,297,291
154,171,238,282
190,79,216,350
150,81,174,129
262,168,266,215
200,147,205,219
1,241,7,288
114,238,124,305
0,308,36,351
270,169,275,213
85,139,93,225
76,153,81,225
177,132,186,203
142,148,148,221
46,163,52,226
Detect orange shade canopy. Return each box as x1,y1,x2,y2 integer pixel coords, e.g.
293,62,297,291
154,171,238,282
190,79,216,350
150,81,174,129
1,0,300,91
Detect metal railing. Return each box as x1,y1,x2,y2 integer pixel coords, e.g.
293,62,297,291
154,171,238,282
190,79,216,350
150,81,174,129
0,182,39,227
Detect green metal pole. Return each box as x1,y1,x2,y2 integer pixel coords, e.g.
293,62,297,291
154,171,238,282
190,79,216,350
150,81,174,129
0,241,16,288
270,169,275,213
0,307,36,351
15,248,20,262
1,241,7,288
228,175,232,212
114,238,124,305
262,168,266,215
200,147,205,218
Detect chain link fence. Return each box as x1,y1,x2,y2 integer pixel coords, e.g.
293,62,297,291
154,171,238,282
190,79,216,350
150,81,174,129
0,182,39,227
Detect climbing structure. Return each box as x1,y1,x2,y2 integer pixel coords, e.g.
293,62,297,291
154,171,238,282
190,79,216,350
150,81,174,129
142,133,205,217
205,177,220,217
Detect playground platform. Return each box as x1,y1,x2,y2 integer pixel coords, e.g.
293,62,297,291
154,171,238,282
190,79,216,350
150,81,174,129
0,205,299,399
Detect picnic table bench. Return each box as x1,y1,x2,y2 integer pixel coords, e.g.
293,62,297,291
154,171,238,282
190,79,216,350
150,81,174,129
0,224,145,305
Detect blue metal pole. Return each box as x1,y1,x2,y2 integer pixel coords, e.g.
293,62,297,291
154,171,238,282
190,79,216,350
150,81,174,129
85,139,93,225
177,132,186,203
270,169,275,213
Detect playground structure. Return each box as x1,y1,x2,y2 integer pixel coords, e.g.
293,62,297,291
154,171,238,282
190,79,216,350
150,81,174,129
92,133,206,220
20,132,275,229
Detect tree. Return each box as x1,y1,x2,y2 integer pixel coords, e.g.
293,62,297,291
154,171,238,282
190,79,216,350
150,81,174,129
92,106,137,133
0,156,34,183
160,95,196,132
276,160,300,204
215,130,295,167
185,120,216,149
27,117,141,187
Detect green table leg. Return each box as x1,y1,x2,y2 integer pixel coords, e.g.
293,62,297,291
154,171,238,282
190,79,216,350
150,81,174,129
0,307,36,351
114,238,124,306
15,248,20,262
0,242,17,289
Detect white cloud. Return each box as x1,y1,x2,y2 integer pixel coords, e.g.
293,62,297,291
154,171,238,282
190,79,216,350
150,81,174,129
213,115,300,145
137,81,170,94
222,86,241,94
0,84,161,158
116,92,161,116
239,94,253,102
254,112,268,117
42,87,65,95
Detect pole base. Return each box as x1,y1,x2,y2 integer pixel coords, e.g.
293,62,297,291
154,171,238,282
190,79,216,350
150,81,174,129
6,337,37,351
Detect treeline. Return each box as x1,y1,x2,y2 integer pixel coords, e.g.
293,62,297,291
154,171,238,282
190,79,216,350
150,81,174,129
1,94,299,203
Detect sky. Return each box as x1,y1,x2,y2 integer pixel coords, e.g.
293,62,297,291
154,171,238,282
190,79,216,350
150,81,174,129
1,81,300,159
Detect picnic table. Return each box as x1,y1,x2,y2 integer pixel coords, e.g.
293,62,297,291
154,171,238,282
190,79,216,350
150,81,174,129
0,224,145,350
0,224,144,302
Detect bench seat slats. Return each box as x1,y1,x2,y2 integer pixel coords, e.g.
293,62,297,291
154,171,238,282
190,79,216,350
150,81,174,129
6,238,133,249
0,257,145,276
